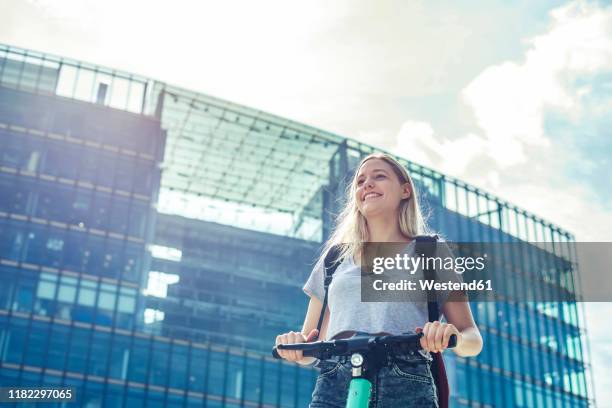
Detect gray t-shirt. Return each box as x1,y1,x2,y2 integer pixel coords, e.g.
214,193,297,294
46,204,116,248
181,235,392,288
303,240,464,352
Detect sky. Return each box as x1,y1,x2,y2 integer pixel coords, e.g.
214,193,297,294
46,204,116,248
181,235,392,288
1,0,611,405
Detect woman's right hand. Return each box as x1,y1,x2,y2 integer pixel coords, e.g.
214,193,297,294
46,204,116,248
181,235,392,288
275,329,319,362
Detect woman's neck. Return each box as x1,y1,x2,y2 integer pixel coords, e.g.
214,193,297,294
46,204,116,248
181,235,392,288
366,214,411,243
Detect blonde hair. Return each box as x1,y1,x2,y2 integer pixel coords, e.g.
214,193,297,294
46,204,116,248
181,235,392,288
314,152,431,271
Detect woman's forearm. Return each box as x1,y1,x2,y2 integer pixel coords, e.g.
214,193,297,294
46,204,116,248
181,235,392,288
453,326,483,357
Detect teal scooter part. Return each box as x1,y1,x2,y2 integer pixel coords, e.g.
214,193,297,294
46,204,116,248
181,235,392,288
346,377,372,408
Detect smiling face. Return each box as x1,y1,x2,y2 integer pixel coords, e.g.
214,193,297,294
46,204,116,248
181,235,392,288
354,158,411,219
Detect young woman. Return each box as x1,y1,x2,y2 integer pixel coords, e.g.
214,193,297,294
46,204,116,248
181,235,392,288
275,153,483,407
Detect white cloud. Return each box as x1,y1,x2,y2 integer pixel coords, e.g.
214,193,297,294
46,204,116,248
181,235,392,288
462,61,552,166
459,0,612,168
394,0,612,242
395,121,499,186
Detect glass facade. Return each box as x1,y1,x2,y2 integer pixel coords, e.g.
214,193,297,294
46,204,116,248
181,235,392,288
145,213,320,351
0,42,594,407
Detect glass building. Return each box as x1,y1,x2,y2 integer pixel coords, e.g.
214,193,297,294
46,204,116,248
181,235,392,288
0,43,594,407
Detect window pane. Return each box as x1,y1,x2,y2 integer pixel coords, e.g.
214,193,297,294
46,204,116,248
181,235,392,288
101,239,123,279
85,235,105,276
208,351,226,393
66,327,89,372
74,68,95,102
38,61,59,93
97,288,116,311
109,76,129,110
12,270,37,312
43,141,79,179
56,64,77,98
20,56,42,91
109,197,129,235
169,344,188,389
77,286,96,307
35,273,56,300
5,177,32,215
91,192,111,230
57,276,77,303
42,230,65,268
128,201,147,238
0,57,23,89
0,173,15,213
78,149,97,184
0,220,25,261
122,243,143,283
0,265,15,309
23,225,45,264
128,337,151,383
69,190,93,228
109,335,130,380
23,321,48,367
63,231,87,272
149,341,170,386
188,346,208,393
96,152,115,188
88,331,111,376
118,294,135,313
5,318,28,364
133,159,153,195
36,181,75,223
114,158,134,192
127,81,145,114
46,324,69,371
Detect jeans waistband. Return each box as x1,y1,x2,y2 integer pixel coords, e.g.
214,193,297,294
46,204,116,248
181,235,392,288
326,348,431,365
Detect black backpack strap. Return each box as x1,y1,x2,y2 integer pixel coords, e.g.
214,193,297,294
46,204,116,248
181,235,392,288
414,235,440,322
314,245,343,341
415,234,444,392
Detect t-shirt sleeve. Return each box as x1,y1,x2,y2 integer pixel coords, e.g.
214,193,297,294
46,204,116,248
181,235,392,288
435,240,466,307
303,261,325,302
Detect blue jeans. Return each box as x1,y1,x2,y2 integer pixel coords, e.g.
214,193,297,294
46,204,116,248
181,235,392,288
309,350,439,408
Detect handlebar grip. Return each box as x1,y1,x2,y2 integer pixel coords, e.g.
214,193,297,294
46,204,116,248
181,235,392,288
272,344,306,359
447,334,457,348
272,344,316,359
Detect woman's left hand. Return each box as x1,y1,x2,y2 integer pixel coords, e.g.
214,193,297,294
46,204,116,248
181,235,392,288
415,321,462,353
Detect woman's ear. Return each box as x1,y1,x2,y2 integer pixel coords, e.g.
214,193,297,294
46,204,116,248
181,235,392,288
402,183,412,200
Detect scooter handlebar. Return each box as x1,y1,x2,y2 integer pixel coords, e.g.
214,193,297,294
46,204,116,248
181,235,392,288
272,334,457,360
